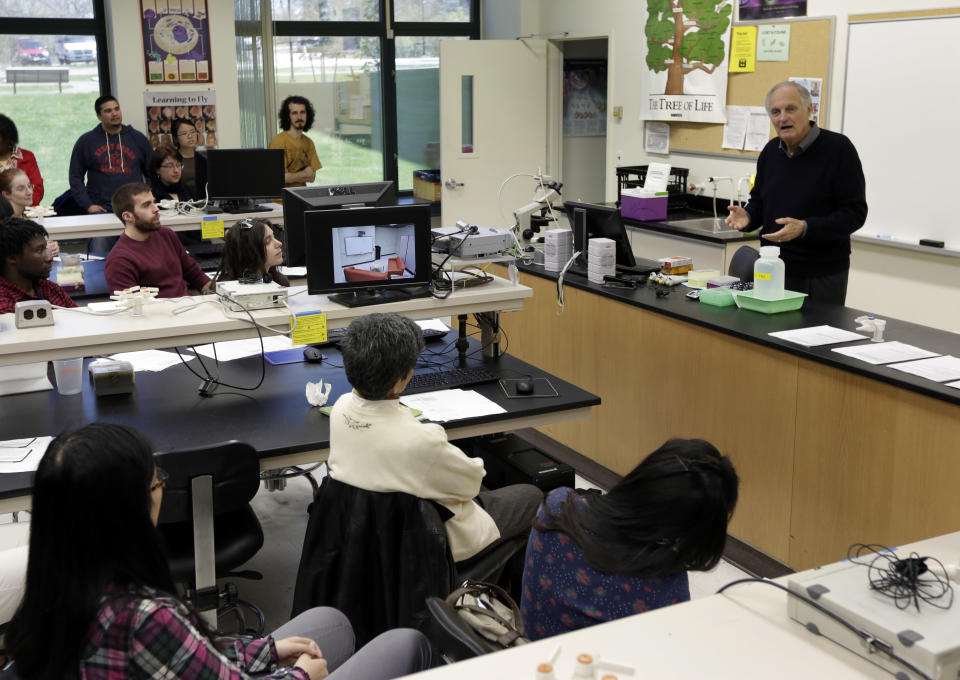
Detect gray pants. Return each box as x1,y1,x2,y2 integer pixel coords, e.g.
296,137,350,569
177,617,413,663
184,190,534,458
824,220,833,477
467,483,543,562
272,607,432,679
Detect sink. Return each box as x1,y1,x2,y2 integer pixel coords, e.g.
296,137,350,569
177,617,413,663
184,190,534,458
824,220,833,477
664,217,739,233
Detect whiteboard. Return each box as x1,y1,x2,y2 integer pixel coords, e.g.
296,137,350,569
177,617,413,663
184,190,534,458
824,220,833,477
843,15,960,250
344,235,374,256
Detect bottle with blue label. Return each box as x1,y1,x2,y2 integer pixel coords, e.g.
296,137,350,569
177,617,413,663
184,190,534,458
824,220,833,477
753,246,785,300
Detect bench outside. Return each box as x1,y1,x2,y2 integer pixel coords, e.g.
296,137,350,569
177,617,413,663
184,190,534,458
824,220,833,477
5,67,70,94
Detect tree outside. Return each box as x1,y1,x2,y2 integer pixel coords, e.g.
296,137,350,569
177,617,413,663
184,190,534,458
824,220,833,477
645,0,732,95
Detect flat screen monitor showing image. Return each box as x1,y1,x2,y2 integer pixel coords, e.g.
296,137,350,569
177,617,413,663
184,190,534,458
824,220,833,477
282,182,396,267
304,204,432,307
196,148,285,213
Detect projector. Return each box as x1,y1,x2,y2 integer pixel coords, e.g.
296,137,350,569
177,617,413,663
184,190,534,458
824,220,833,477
787,552,960,679
432,226,512,258
215,280,288,312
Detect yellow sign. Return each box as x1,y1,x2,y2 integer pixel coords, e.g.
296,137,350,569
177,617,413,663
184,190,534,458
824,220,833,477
291,311,328,346
755,272,771,281
729,26,757,73
201,216,224,239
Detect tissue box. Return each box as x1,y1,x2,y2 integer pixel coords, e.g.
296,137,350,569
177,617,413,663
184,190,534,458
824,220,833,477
621,190,668,222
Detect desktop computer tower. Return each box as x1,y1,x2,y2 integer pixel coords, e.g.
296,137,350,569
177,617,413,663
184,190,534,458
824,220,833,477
467,434,575,493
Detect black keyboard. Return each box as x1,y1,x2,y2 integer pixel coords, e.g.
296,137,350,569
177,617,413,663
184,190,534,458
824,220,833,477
196,256,221,272
401,365,500,395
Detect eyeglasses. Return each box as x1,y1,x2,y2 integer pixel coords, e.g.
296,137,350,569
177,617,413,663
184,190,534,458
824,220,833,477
160,163,183,170
177,129,197,137
151,466,169,492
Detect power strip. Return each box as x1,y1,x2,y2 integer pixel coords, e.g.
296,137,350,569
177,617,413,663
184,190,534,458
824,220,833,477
215,280,288,312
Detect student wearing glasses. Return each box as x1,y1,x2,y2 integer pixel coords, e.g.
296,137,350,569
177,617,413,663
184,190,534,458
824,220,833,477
216,217,289,286
149,145,195,204
3,422,431,679
170,118,199,195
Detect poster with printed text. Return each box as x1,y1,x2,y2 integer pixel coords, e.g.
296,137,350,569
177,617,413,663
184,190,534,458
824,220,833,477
140,0,213,85
738,0,806,21
143,91,217,150
563,61,607,137
641,0,734,124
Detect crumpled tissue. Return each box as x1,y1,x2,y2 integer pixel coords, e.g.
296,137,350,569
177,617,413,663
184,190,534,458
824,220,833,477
305,379,333,407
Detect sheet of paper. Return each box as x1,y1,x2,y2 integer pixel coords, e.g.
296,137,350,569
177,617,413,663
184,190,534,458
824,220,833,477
757,24,791,61
888,355,960,382
722,105,748,150
768,325,868,347
729,25,757,72
642,162,672,192
400,388,506,423
416,318,451,333
87,301,126,312
745,107,772,152
947,380,960,390
107,350,192,372
831,342,940,365
193,336,300,362
644,121,670,154
279,266,308,277
0,436,52,473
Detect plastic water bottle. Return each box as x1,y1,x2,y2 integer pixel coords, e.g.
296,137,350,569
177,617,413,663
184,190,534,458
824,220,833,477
753,246,785,300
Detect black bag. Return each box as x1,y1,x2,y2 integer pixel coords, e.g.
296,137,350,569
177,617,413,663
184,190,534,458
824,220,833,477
445,580,529,648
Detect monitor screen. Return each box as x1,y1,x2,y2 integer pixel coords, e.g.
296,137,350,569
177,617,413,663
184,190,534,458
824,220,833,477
196,148,285,202
282,181,396,267
564,200,637,269
304,204,432,307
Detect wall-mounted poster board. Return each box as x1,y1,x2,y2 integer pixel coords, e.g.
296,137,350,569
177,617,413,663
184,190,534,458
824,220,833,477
666,16,834,158
844,8,960,251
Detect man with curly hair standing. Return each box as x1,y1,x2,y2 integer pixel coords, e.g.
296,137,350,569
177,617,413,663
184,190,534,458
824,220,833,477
269,95,322,189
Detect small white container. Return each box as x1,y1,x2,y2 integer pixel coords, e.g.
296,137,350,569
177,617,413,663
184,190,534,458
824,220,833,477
753,245,785,301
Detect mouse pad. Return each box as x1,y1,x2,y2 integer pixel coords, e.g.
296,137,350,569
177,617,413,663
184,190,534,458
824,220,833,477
264,347,322,366
498,377,559,399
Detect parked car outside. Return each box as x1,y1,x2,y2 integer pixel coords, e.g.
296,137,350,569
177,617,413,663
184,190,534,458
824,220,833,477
55,36,97,65
11,38,51,65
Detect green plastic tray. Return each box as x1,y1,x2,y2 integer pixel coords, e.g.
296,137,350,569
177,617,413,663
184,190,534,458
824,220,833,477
734,289,807,314
699,287,736,307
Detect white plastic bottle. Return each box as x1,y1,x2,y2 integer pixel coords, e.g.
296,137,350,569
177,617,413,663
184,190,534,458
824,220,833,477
753,245,785,300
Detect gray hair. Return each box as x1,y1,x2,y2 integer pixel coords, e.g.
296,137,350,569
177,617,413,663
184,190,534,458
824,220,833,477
339,313,425,399
765,81,812,113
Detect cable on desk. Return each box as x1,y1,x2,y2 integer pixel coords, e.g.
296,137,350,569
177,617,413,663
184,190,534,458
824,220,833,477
847,544,953,612
555,250,581,315
716,577,932,680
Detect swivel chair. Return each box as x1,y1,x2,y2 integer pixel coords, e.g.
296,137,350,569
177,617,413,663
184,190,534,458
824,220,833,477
728,245,760,282
155,440,265,635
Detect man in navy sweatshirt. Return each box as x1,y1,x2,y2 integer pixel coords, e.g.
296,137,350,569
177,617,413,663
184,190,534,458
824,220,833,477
68,95,153,214
726,82,867,305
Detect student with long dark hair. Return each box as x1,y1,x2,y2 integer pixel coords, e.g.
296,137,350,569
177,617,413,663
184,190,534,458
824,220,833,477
4,422,431,680
520,438,739,640
216,217,289,285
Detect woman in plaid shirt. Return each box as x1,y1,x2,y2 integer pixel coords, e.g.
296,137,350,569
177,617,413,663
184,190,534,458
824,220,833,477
4,423,430,679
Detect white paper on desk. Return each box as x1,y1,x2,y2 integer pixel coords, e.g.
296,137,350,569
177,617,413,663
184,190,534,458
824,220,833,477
107,349,192,372
722,106,748,150
193,336,301,362
946,380,960,390
87,301,126,312
888,355,960,382
831,342,940,365
279,266,307,277
400,389,506,423
0,436,52,472
644,121,670,154
416,318,451,333
745,107,772,152
768,325,867,347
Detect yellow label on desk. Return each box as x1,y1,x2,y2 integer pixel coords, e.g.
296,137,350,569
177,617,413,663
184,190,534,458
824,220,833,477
201,216,224,239
291,312,328,345
755,272,771,281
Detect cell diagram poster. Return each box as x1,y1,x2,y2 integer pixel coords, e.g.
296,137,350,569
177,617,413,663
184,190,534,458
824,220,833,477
140,0,213,85
641,0,734,123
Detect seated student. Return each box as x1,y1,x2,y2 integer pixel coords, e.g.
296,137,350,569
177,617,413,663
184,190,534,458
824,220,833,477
0,216,76,314
4,422,432,679
216,217,289,286
170,118,199,195
328,313,543,563
104,182,213,297
521,438,739,640
0,168,59,256
149,144,195,203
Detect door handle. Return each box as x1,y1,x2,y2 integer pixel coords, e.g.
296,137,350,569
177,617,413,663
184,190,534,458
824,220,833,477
444,179,464,190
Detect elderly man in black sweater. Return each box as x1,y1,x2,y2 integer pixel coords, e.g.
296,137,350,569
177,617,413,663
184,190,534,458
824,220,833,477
726,81,867,305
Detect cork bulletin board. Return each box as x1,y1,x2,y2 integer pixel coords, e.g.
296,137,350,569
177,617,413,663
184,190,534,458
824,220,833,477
667,16,835,158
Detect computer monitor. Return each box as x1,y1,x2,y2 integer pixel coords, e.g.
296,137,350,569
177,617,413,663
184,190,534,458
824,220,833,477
303,204,432,307
564,200,637,270
196,148,285,213
282,182,396,267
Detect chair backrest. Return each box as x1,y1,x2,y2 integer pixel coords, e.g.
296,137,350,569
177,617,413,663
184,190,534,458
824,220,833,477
728,245,760,282
292,476,456,645
155,441,261,525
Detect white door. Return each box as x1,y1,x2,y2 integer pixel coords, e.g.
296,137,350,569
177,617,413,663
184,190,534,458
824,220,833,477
439,39,550,229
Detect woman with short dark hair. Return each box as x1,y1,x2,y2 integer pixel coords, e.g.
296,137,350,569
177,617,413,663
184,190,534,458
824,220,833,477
216,217,289,286
521,438,740,640
149,144,195,203
4,422,431,679
170,117,199,194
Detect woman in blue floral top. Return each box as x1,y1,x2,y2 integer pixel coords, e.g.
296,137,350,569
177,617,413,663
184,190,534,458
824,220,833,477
521,438,739,640
5,423,431,680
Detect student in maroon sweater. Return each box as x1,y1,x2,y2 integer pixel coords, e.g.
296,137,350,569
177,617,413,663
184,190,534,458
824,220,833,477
726,81,867,305
105,182,212,297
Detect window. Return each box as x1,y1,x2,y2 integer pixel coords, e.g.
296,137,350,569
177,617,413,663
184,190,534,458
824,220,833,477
236,0,478,198
0,1,111,203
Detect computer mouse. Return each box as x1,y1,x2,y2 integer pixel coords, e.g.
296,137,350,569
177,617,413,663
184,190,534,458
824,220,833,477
303,346,324,363
516,380,534,395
